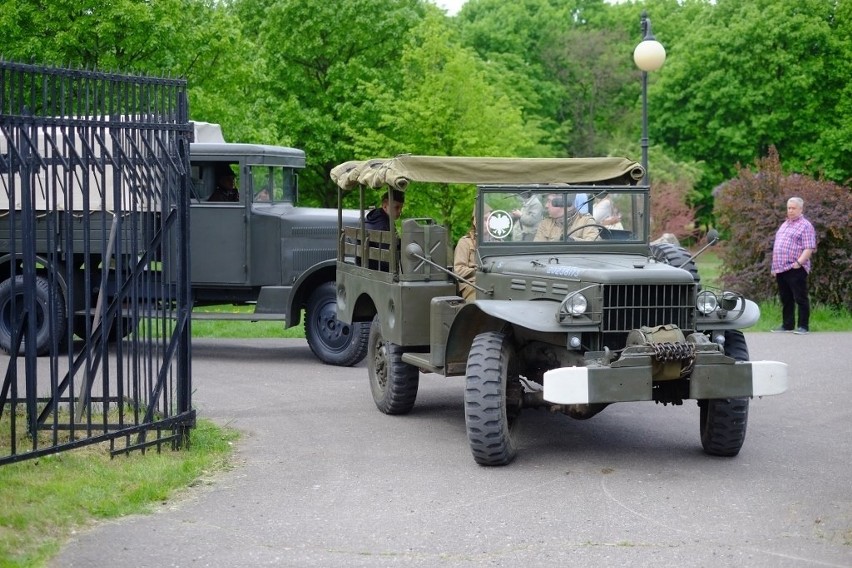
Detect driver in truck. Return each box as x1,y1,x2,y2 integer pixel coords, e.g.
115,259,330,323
208,163,240,202
534,193,599,241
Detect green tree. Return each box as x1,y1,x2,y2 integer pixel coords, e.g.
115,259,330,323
457,0,580,154
811,0,852,183
458,0,645,158
0,0,258,141
346,11,542,239
0,0,235,79
539,25,635,156
246,0,426,207
652,0,845,216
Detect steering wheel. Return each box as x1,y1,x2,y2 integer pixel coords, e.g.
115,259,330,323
564,223,610,241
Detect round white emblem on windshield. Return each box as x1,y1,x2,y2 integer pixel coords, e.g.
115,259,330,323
486,210,513,240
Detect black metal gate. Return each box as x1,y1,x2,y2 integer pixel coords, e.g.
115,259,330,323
0,61,194,465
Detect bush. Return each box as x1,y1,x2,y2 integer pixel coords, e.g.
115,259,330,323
650,179,698,243
714,147,852,310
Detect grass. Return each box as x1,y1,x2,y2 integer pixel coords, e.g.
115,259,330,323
748,300,852,332
190,305,305,339
695,249,723,288
0,420,238,567
0,307,299,567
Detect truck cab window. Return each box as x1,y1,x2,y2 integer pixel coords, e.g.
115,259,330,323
251,166,297,203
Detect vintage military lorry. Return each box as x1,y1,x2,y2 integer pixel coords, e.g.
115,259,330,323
0,122,367,365
185,123,367,365
332,155,788,466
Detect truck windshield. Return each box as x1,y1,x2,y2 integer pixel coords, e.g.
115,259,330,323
478,187,647,246
250,165,297,203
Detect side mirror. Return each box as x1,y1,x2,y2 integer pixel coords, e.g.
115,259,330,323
676,228,720,268
706,228,719,246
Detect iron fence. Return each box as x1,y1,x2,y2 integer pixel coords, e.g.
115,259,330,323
0,60,194,465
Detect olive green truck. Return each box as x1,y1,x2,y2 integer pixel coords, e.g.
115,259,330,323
332,155,788,466
0,122,368,365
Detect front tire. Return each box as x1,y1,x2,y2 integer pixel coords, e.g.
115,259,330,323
305,282,369,367
464,331,523,466
699,330,750,457
0,274,66,356
367,315,419,414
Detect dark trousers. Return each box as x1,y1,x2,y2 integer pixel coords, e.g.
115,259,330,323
776,267,810,330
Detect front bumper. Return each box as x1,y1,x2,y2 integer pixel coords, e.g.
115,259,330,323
543,359,788,405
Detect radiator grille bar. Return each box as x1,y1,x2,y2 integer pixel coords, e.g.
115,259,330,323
602,284,695,333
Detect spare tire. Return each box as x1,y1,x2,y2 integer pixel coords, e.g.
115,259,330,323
650,243,701,287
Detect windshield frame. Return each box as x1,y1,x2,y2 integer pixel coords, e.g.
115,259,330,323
475,184,650,256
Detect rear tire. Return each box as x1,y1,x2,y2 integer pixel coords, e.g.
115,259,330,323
464,331,523,466
0,274,66,356
699,330,750,457
305,282,369,367
367,315,419,414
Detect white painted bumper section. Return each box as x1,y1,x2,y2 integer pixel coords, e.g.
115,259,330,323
543,367,590,405
750,360,789,396
543,360,789,405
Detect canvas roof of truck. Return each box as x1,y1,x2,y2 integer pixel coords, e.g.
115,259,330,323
330,155,645,191
190,142,305,168
0,119,305,211
190,122,304,167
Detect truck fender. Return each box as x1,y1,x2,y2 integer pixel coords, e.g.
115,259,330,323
444,302,501,372
287,259,337,327
443,300,567,374
472,300,565,333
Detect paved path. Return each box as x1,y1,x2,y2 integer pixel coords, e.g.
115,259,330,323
53,332,852,567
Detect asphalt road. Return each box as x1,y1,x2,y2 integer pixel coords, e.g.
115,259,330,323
53,332,852,567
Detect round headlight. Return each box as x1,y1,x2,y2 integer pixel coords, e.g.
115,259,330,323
567,293,588,316
696,290,718,315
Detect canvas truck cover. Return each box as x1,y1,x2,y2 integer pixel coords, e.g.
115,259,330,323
0,121,217,212
330,155,646,191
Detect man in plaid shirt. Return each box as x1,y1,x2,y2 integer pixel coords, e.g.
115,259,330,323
770,197,817,334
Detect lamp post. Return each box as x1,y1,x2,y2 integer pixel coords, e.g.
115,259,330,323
633,11,666,185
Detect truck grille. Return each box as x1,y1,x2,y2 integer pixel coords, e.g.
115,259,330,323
602,283,695,333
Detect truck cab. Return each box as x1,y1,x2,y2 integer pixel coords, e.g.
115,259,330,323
184,123,369,366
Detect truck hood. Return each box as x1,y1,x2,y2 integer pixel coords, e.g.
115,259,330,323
251,203,361,224
482,253,695,285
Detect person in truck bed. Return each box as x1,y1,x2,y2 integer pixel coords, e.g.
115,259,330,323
364,188,405,230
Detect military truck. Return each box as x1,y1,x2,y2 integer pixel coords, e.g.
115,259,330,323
0,122,368,366
332,155,788,466
185,123,367,366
